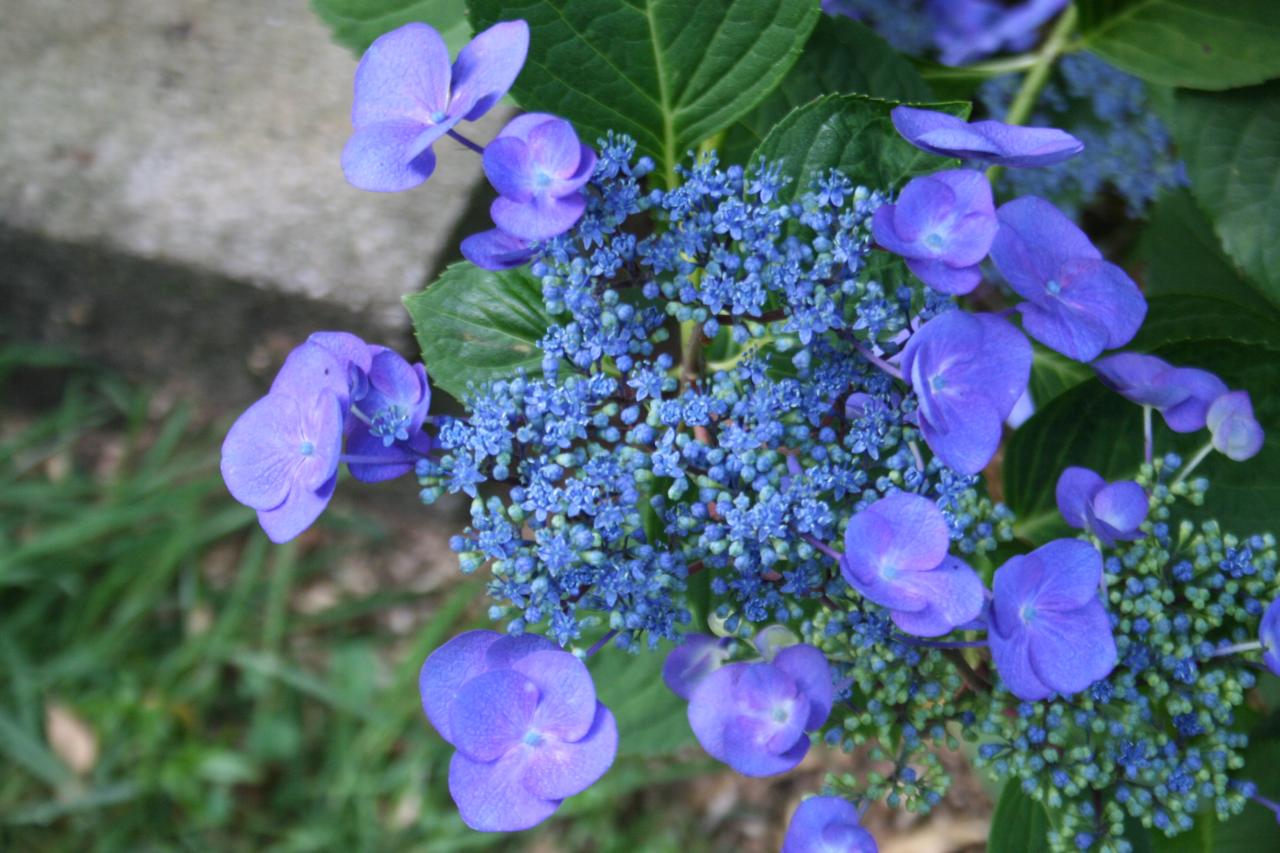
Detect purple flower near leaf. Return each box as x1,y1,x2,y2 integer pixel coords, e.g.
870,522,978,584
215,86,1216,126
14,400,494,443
1207,391,1264,461
1093,353,1228,433
783,796,878,853
891,106,1082,168
460,228,537,271
989,539,1117,700
1055,467,1147,547
687,644,832,777
871,169,997,295
342,21,529,192
1261,598,1280,676
419,630,617,832
484,113,597,241
220,388,344,544
990,196,1145,362
901,310,1031,475
662,633,733,700
840,492,985,636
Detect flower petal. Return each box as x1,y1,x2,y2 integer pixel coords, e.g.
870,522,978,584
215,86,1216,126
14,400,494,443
1055,466,1104,529
783,797,876,853
1027,598,1117,695
449,669,539,761
491,193,587,241
448,748,558,832
341,120,441,192
905,258,983,295
890,556,986,638
528,117,584,179
483,136,537,202
256,472,337,544
1161,368,1229,432
511,650,598,743
419,630,502,745
449,20,530,121
772,644,834,730
1027,538,1103,612
662,634,733,700
351,23,451,126
522,702,617,800
460,228,537,270
1091,480,1147,539
988,617,1051,700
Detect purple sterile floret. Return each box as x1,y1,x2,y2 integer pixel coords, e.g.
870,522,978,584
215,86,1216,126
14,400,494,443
989,539,1117,700
221,389,344,544
1093,353,1228,433
342,21,529,192
346,348,433,482
990,196,1145,362
1207,391,1264,462
891,105,1082,168
687,644,833,777
871,169,997,295
901,310,1031,475
1055,466,1147,547
840,492,985,636
782,795,878,853
1261,598,1280,676
419,630,617,832
461,228,537,270
927,0,1070,68
484,112,597,241
663,633,733,700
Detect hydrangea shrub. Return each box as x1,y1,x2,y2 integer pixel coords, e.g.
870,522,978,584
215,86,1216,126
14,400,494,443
238,1,1280,849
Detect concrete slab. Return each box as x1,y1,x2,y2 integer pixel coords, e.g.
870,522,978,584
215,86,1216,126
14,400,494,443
0,0,497,329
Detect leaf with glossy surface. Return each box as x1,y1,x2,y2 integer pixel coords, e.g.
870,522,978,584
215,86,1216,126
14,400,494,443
589,644,695,757
720,17,931,165
405,262,551,401
1168,81,1280,306
749,94,969,203
987,780,1050,853
1079,0,1280,90
312,0,470,55
1028,345,1093,412
469,0,821,182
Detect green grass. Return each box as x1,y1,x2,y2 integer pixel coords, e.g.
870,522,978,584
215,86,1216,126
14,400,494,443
0,349,709,852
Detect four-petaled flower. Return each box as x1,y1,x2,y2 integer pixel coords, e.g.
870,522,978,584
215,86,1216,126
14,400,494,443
782,796,878,853
419,630,618,832
1207,391,1265,461
841,492,985,636
871,169,997,295
901,310,1031,474
1055,466,1148,547
687,644,833,777
990,196,1146,362
989,539,1117,700
891,105,1082,167
342,21,529,192
1092,353,1228,433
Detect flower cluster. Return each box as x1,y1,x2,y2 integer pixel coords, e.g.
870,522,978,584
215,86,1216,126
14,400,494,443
216,16,1280,853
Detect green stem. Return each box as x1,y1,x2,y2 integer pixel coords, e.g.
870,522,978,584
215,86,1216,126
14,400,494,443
1171,442,1214,488
680,320,703,388
986,4,1078,185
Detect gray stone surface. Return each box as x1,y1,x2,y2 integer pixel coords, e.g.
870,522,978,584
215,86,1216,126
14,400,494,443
0,0,497,329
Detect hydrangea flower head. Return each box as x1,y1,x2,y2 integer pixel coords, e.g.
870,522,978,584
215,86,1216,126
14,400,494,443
1093,353,1228,432
782,796,878,853
484,113,597,241
419,630,618,831
989,539,1117,700
901,310,1031,474
687,644,832,777
1261,597,1280,676
1055,467,1147,547
1207,391,1264,462
840,492,985,636
871,169,997,295
891,105,1082,168
342,21,529,192
990,196,1146,362
662,633,733,700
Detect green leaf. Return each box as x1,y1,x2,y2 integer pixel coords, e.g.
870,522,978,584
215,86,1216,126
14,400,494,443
749,93,969,203
468,0,821,183
720,17,931,165
1005,340,1280,535
1153,739,1280,853
987,780,1050,853
589,645,694,757
1028,345,1093,411
1078,0,1280,90
1168,81,1280,305
311,0,470,55
404,261,552,401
